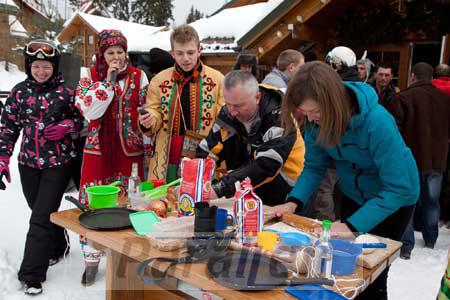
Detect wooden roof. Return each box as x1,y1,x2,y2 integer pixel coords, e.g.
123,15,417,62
233,0,362,63
211,0,267,16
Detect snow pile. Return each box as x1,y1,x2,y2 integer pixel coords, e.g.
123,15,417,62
0,61,27,92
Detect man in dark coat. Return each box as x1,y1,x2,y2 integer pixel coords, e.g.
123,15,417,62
386,62,450,259
371,62,400,107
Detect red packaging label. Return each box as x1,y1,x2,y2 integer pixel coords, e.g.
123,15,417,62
178,158,215,216
234,178,264,246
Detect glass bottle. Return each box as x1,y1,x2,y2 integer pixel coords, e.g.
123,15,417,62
315,220,333,279
128,163,141,196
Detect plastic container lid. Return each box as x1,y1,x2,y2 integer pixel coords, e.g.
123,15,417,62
322,219,332,230
280,232,311,247
286,284,347,300
129,211,160,236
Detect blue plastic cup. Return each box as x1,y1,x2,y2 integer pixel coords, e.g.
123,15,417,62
215,208,234,231
330,238,363,275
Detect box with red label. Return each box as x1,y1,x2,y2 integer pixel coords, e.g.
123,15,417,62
234,177,264,247
178,158,215,216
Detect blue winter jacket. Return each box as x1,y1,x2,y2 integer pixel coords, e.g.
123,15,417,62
288,81,419,233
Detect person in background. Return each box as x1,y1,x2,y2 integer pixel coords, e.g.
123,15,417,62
432,63,450,227
197,70,305,206
371,62,400,107
262,49,304,92
325,46,360,81
268,62,419,300
233,49,259,79
142,25,224,183
75,29,150,285
386,62,450,259
432,63,450,95
0,39,82,295
357,58,374,83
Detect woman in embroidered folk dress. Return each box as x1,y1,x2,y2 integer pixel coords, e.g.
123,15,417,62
75,29,149,285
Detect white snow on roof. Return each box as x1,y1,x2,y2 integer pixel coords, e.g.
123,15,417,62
1,0,19,9
62,13,166,52
9,15,28,38
139,0,284,53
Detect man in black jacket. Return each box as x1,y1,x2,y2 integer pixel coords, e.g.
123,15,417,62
196,70,305,205
371,62,400,107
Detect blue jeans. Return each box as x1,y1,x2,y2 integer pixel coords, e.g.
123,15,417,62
402,171,442,251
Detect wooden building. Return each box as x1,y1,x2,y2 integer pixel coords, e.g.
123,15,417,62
57,12,164,67
0,0,48,70
224,0,450,89
57,0,449,87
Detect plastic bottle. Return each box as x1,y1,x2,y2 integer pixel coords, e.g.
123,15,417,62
313,219,333,279
128,163,141,196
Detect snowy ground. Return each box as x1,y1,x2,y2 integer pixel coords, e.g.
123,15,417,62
0,63,449,299
0,62,27,92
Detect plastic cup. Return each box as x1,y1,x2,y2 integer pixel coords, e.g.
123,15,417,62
257,231,279,252
140,181,154,192
150,179,165,188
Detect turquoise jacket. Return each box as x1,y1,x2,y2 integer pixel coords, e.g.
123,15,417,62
289,82,419,233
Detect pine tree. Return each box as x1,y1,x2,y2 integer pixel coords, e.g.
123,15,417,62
111,0,130,21
132,0,173,26
186,5,204,24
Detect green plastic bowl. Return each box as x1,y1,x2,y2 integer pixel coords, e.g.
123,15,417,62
140,181,154,192
86,181,121,209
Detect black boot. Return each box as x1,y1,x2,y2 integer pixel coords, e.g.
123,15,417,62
81,264,99,286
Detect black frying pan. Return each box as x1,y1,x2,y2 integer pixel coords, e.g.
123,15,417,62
207,251,334,291
65,195,135,230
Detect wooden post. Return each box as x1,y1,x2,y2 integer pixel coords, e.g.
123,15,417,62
83,28,88,66
398,43,411,90
442,34,450,64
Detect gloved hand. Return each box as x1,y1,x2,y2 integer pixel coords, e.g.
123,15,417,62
0,157,11,190
44,119,76,141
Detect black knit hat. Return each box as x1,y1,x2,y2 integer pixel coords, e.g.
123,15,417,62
233,49,259,78
23,39,60,80
149,47,175,75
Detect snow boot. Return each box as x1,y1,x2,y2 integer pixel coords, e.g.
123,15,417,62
24,281,43,295
81,264,99,286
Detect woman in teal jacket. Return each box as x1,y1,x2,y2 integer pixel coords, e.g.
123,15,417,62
269,62,419,299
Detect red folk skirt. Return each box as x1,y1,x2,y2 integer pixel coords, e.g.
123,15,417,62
78,150,144,205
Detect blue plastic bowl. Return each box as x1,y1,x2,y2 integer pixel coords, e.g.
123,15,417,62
330,239,362,275
280,232,311,247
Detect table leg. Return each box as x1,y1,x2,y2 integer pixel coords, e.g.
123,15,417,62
105,249,186,300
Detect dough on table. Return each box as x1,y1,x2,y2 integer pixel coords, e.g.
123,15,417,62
355,234,380,254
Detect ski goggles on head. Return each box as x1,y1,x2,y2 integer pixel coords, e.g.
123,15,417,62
25,41,57,58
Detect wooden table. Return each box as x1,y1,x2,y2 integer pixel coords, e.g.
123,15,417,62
51,209,401,300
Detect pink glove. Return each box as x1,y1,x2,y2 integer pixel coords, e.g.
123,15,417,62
44,119,76,141
0,157,11,190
